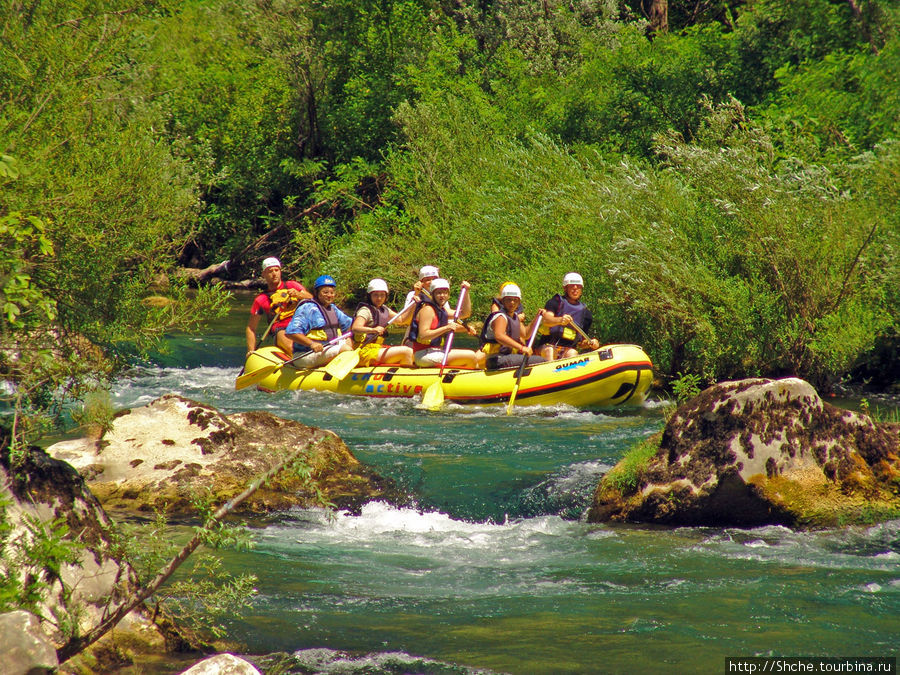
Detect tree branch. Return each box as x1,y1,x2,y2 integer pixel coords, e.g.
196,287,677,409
827,220,878,314
56,438,321,663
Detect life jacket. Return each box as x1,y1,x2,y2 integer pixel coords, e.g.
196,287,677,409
541,293,586,346
354,301,390,345
268,287,299,323
409,298,448,351
300,299,342,344
479,311,522,355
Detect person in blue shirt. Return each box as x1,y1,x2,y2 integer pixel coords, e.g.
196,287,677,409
284,274,353,368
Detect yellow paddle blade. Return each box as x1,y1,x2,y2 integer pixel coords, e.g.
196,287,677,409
421,379,445,411
235,365,278,390
323,349,360,380
506,384,520,415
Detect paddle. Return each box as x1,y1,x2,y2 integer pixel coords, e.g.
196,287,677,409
323,304,414,380
566,319,596,348
400,283,436,346
421,285,468,411
235,332,352,390
258,312,279,345
239,312,278,378
506,313,543,415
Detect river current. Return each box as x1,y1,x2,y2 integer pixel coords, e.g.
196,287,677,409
108,299,898,674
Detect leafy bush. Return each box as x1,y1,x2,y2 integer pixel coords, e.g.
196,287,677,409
760,36,900,159
602,435,660,495
1,4,228,445
611,99,899,385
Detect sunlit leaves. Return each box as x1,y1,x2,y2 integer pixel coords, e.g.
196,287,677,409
0,212,56,329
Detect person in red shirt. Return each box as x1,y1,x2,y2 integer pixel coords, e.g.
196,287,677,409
245,257,312,355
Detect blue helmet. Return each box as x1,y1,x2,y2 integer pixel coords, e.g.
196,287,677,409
313,274,336,291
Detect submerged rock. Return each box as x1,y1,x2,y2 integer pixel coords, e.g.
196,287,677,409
588,378,900,528
251,648,502,674
48,394,401,515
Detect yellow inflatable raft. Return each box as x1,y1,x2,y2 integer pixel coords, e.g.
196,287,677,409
238,344,654,409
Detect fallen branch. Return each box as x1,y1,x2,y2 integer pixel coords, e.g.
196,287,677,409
231,199,329,266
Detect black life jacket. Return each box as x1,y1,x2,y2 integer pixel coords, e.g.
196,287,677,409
409,298,448,349
479,311,522,355
546,293,588,346
299,299,341,344
354,301,390,345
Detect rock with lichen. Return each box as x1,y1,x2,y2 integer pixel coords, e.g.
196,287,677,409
588,378,900,528
0,442,172,671
47,394,402,515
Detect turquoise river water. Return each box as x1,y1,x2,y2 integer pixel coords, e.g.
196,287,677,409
108,299,898,674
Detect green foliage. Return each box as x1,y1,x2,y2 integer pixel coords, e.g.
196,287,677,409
322,81,898,389
0,499,87,640
0,211,55,327
138,1,303,257
761,35,900,159
0,0,230,446
867,403,900,424
602,435,660,494
1,0,897,437
0,493,19,610
310,0,432,162
610,99,898,384
190,491,255,551
113,506,257,642
69,389,116,438
539,24,739,157
165,554,258,640
671,372,703,403
110,511,174,588
729,0,875,106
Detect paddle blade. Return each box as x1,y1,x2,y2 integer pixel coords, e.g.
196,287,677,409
421,379,445,410
506,354,531,415
506,385,520,415
323,349,360,380
235,364,278,390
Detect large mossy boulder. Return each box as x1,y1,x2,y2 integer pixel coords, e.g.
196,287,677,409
589,378,900,528
47,394,401,515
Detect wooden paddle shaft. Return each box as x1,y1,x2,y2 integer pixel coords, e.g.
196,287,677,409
566,317,592,344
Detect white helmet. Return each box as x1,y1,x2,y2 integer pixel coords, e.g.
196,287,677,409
500,283,521,299
563,272,584,287
419,265,439,280
366,278,389,294
429,278,450,292
262,257,281,271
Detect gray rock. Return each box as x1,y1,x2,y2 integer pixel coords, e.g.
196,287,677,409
48,394,401,515
180,653,261,675
589,378,900,527
0,445,167,665
0,611,58,674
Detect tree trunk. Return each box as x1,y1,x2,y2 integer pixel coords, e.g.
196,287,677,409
648,0,668,35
